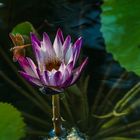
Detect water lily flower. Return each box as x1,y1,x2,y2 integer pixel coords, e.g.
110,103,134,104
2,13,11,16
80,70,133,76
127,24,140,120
18,29,88,93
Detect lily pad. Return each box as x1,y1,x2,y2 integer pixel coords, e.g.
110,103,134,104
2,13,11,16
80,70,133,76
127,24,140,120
0,102,26,140
12,21,36,36
101,0,140,75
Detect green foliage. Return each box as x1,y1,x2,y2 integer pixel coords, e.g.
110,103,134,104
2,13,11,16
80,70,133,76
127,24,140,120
101,0,140,75
0,102,25,140
12,21,36,36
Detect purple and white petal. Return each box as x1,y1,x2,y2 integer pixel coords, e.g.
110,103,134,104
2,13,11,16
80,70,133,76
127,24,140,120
40,41,50,60
36,68,47,85
57,28,64,43
31,33,48,72
70,57,88,85
63,35,71,54
46,69,57,86
59,62,70,83
30,36,43,67
54,71,62,86
18,57,37,78
66,61,74,74
64,44,73,64
30,33,41,61
19,71,43,86
72,37,83,66
45,70,50,85
26,57,39,78
53,29,63,60
61,68,70,84
42,32,56,58
61,75,73,88
31,40,41,60
30,33,41,46
58,62,65,73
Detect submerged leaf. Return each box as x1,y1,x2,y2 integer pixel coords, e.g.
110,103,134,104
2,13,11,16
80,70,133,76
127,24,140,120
114,82,140,113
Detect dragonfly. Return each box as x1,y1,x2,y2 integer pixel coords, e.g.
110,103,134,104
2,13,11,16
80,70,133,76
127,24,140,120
9,33,31,62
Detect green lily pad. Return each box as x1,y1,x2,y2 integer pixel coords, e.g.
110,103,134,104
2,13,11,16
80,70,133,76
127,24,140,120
12,21,36,36
0,102,26,140
101,0,140,75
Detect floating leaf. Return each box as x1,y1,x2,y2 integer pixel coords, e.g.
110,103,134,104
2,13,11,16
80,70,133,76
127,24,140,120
0,102,26,140
101,0,140,75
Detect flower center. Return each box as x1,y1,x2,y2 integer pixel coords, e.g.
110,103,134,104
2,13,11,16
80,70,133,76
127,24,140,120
46,59,61,71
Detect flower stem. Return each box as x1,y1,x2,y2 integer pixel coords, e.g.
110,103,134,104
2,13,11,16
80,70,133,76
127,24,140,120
52,94,62,136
